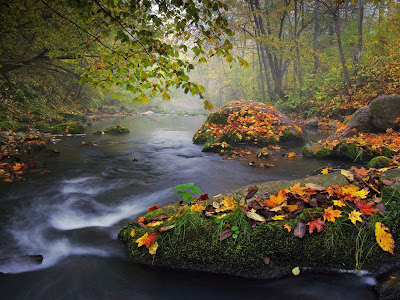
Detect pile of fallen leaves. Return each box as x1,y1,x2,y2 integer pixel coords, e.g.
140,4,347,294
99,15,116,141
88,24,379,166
195,101,303,148
129,166,396,256
0,132,48,182
313,128,400,165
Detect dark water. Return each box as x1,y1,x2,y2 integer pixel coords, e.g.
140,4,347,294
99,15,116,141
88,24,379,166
0,115,377,299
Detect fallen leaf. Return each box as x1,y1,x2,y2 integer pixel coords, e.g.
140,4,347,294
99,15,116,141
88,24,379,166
272,215,286,221
353,167,370,177
245,186,259,199
355,200,378,216
130,229,135,238
375,222,395,254
218,228,233,241
289,183,307,197
147,205,160,213
246,211,266,222
284,223,292,232
333,200,346,207
323,206,342,223
341,169,354,182
149,241,158,255
382,179,395,186
159,225,175,232
136,232,159,248
263,257,271,264
305,183,325,191
198,193,209,200
307,218,325,234
286,152,297,158
190,203,205,213
146,221,163,227
292,266,300,276
294,221,306,238
264,189,287,208
348,210,363,225
321,168,329,174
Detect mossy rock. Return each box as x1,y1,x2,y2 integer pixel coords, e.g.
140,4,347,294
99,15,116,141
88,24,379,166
104,125,130,134
193,100,304,148
369,95,400,131
202,137,233,153
256,149,272,159
52,122,85,134
368,156,391,168
119,169,400,279
302,145,314,158
314,147,333,159
376,278,400,300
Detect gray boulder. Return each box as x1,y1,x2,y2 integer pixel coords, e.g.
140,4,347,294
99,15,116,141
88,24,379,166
347,107,375,132
369,95,400,131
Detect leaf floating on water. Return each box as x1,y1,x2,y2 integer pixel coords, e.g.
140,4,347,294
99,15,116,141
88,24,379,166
375,222,395,254
246,211,266,222
294,221,306,239
341,169,354,182
292,266,300,276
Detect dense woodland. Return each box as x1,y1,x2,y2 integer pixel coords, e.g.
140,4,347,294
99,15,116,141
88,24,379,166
1,0,399,125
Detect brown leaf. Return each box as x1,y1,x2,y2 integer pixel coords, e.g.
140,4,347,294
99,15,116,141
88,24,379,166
159,225,175,232
245,186,259,199
218,229,233,241
263,257,271,265
305,183,325,191
294,221,306,239
376,203,387,214
147,205,160,213
383,179,396,186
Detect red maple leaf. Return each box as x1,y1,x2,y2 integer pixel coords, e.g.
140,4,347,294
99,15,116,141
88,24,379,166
143,232,159,248
355,200,378,216
307,218,326,234
198,193,209,200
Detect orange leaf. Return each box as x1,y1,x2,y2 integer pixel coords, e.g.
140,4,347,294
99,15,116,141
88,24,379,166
147,205,160,213
355,200,378,216
307,218,325,234
264,189,287,208
323,206,342,223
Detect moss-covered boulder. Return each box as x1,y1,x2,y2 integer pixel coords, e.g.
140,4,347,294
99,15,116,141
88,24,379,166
52,122,85,134
119,168,400,280
368,156,391,168
104,125,129,134
193,100,304,152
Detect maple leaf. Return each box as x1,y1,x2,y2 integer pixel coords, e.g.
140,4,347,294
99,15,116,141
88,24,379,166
353,167,369,177
375,222,395,255
341,184,368,199
190,203,205,213
333,200,346,207
284,223,292,232
146,221,163,227
264,189,287,208
321,168,329,174
272,215,286,221
147,205,160,213
136,232,159,248
348,210,363,225
138,217,145,223
148,241,158,255
355,200,378,216
307,218,325,234
289,183,307,197
286,152,297,158
216,196,236,212
323,206,342,222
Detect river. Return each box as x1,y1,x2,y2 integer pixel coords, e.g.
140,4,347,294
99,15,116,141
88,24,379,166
0,115,377,299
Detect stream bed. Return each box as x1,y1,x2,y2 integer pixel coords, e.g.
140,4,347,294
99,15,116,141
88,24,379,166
0,115,377,299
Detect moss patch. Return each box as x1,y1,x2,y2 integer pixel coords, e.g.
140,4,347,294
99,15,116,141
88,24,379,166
368,156,391,168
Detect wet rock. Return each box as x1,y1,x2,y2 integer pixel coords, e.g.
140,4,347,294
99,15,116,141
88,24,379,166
347,107,375,132
0,254,43,265
369,95,400,131
104,125,129,134
141,111,154,115
304,118,319,128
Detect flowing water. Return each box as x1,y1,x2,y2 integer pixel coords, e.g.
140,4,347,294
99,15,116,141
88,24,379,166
0,115,377,299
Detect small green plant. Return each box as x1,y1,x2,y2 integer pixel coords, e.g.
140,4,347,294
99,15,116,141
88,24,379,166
231,225,240,239
173,182,202,204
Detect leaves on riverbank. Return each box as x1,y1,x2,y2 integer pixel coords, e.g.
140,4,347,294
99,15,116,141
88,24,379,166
375,222,395,255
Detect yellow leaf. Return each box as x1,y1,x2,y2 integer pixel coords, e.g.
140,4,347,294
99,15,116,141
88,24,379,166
292,266,300,276
348,210,363,225
216,214,226,219
341,184,368,199
136,233,149,247
190,204,204,213
130,229,135,238
333,200,346,207
375,222,395,255
149,241,158,255
216,196,236,212
321,168,329,174
146,221,163,227
272,215,286,221
264,189,287,208
246,211,266,222
341,169,354,182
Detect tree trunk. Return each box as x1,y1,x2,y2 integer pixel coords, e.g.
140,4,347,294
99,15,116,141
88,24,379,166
313,0,320,74
256,43,267,101
333,12,350,86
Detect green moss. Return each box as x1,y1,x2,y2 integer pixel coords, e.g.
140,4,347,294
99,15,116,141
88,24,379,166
315,147,333,159
202,137,232,153
119,171,400,278
368,156,391,168
104,125,129,134
256,149,272,159
280,129,304,143
206,112,229,125
377,278,400,300
302,145,314,158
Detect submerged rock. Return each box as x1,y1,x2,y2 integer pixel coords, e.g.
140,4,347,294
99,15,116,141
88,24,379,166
119,168,400,281
52,122,85,134
193,100,304,152
104,125,130,135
